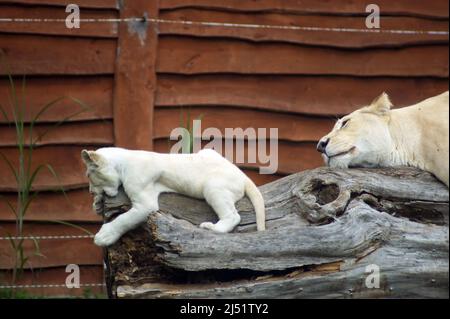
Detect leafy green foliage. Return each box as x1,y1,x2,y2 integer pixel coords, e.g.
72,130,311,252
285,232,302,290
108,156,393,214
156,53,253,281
0,58,93,296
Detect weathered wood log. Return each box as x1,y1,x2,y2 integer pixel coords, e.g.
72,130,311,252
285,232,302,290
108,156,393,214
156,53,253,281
102,167,449,299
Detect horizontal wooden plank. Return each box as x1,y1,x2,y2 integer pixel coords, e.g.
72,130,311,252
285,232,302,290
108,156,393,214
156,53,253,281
154,138,324,175
2,0,118,9
0,5,119,38
160,0,449,19
0,146,89,191
159,9,449,48
154,106,334,142
0,76,114,123
156,74,450,116
157,36,449,77
0,189,101,222
0,34,116,75
0,266,104,297
242,169,283,186
0,223,102,269
249,141,324,174
0,143,289,191
1,181,275,224
0,121,114,147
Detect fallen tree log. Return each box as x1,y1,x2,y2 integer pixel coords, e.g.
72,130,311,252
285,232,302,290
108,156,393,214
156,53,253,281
102,167,449,299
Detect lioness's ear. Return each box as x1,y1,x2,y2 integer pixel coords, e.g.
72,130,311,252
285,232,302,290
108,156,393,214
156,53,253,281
370,92,393,115
81,150,101,168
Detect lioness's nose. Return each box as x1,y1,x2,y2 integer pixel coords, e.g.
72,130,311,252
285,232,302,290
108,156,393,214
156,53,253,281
317,138,330,154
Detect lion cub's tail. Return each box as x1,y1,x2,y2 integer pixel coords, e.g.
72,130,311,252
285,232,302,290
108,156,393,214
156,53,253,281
244,178,266,231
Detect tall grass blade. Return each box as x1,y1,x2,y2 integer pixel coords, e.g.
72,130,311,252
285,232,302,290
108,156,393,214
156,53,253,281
44,220,94,236
0,103,10,123
0,151,19,185
6,234,17,251
30,238,45,258
0,195,17,218
32,107,90,146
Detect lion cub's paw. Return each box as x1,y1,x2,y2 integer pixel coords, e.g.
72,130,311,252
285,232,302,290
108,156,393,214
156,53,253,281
93,201,103,215
200,222,229,233
93,195,104,215
199,222,215,231
94,223,121,247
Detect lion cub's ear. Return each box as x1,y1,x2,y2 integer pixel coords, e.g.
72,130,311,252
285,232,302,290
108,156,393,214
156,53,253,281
369,92,393,115
81,150,102,168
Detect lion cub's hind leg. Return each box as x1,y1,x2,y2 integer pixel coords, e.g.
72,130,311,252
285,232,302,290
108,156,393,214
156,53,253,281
200,184,242,233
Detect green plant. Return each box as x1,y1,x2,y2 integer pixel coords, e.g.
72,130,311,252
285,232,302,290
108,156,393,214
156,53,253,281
0,64,92,294
81,287,107,299
0,288,38,299
177,108,204,154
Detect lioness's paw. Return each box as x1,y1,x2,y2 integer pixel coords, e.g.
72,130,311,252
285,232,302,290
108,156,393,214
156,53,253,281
94,223,121,247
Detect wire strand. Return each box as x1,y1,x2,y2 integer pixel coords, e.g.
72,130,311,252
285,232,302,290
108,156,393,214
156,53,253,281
0,283,105,289
0,235,95,240
0,17,448,36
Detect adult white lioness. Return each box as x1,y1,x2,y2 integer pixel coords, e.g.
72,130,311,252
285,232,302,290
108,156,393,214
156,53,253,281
317,91,449,187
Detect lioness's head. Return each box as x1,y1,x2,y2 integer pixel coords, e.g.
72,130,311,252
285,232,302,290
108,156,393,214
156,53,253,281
81,150,120,197
317,93,395,169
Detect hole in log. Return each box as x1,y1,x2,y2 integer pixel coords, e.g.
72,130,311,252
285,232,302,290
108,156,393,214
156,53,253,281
309,179,340,205
360,193,447,225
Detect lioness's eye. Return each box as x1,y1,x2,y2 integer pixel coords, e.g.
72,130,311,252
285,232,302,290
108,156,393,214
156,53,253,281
341,119,350,128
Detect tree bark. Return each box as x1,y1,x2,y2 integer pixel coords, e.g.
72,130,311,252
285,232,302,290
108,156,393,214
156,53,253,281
102,167,449,299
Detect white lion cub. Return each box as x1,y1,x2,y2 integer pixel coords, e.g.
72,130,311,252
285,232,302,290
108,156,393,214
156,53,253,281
81,148,266,247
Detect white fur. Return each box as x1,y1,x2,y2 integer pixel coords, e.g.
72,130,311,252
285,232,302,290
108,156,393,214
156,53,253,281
81,148,266,247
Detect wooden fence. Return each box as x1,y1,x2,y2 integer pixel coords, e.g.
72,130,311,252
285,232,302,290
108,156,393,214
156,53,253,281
0,0,448,296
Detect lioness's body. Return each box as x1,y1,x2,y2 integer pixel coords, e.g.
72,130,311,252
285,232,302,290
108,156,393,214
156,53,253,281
318,91,449,187
389,92,449,186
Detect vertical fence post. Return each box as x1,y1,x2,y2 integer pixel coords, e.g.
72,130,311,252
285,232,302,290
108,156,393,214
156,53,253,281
113,0,159,150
